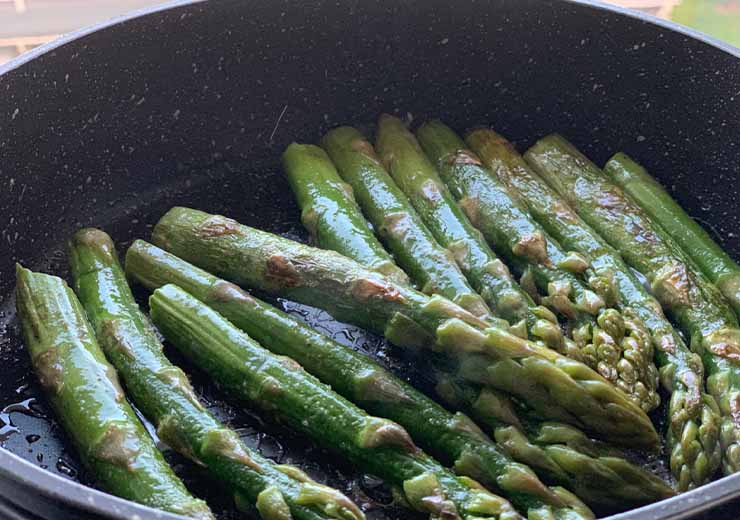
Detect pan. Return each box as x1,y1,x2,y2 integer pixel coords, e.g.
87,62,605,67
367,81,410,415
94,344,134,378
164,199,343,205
0,0,739,518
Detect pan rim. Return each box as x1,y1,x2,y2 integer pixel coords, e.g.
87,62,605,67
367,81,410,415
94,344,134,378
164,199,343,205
0,0,738,78
0,0,738,519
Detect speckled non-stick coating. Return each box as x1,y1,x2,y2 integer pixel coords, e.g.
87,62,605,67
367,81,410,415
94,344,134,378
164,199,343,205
0,0,739,518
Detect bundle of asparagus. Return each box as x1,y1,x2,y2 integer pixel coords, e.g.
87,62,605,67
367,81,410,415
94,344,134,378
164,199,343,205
19,112,740,520
523,134,740,477
68,228,364,520
15,265,214,519
415,121,716,490
126,239,672,512
150,283,522,520
150,207,659,451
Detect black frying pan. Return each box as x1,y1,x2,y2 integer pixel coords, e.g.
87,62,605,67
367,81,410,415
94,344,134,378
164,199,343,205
1,0,739,518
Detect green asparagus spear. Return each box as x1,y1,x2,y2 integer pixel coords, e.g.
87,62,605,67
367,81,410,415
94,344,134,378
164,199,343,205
125,239,617,516
604,152,740,320
68,229,363,520
434,376,673,510
150,284,522,520
282,143,410,286
324,117,559,348
14,265,213,519
450,128,721,488
524,134,740,476
150,207,659,449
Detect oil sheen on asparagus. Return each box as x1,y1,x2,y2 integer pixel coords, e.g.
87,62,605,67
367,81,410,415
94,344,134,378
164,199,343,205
150,283,522,520
524,134,740,477
68,228,364,520
125,239,612,517
150,207,659,450
15,265,214,519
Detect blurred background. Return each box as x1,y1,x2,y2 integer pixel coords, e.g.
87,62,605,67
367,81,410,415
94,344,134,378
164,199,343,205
1,0,739,65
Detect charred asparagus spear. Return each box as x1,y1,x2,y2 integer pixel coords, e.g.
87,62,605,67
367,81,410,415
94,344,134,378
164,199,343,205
150,207,660,449
524,134,740,476
125,238,674,511
320,123,561,347
604,152,740,320
68,229,363,520
150,283,522,520
282,143,410,286
287,132,490,320
434,376,673,510
14,265,213,519
448,127,718,488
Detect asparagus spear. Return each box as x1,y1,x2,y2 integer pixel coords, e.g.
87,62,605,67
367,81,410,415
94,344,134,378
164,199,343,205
14,265,213,519
524,134,740,476
282,143,410,286
150,207,659,449
451,127,720,488
127,239,656,515
68,229,363,520
150,284,522,520
321,120,561,348
434,376,673,510
604,152,740,320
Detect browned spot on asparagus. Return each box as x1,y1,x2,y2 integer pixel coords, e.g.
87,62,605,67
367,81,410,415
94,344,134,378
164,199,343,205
351,278,404,303
512,232,550,265
266,254,302,287
199,215,242,236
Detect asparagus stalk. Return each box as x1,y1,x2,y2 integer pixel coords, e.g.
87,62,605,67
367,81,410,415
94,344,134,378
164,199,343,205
451,128,720,488
14,265,213,519
150,207,659,449
68,229,363,520
524,134,740,476
150,284,522,520
127,239,656,515
319,119,561,348
434,376,673,510
282,143,410,286
604,152,740,320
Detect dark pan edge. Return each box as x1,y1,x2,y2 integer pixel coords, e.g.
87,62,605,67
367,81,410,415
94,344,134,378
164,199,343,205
0,0,737,81
0,448,189,519
611,472,740,520
567,0,740,56
0,0,206,77
0,0,739,518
